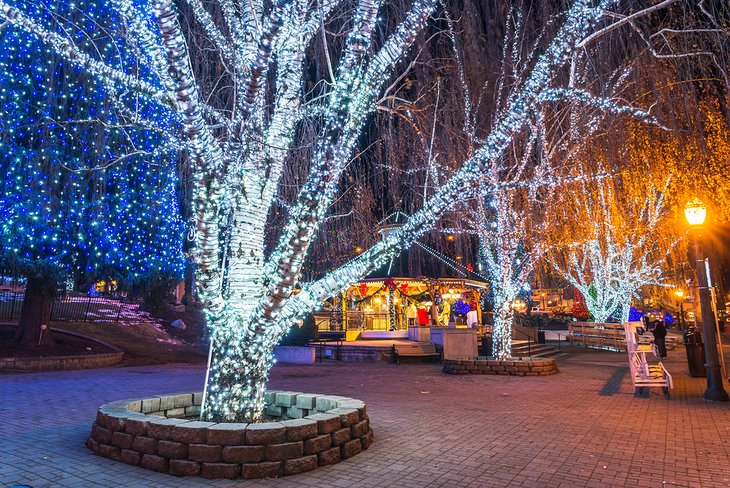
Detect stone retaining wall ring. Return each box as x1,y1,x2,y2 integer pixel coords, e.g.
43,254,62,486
0,327,123,371
442,357,558,376
0,351,124,371
87,391,372,479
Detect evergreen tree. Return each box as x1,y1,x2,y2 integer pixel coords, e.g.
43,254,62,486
0,0,185,345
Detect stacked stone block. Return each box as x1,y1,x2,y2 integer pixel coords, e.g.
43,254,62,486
442,358,558,376
87,391,373,479
0,351,123,371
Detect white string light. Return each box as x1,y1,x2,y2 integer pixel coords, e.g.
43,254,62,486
0,0,624,422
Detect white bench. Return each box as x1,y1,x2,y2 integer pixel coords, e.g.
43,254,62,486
624,322,673,396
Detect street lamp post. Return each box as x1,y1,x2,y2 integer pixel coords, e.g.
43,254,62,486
674,290,685,333
684,198,728,401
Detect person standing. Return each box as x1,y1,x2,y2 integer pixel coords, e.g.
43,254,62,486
652,320,667,358
406,303,418,327
417,306,430,326
466,307,479,330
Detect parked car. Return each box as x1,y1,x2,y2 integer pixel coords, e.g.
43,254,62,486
530,306,553,316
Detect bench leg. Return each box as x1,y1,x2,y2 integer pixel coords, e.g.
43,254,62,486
634,387,647,397
662,386,670,398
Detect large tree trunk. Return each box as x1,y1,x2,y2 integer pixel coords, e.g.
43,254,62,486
16,275,56,346
200,325,274,423
492,297,515,360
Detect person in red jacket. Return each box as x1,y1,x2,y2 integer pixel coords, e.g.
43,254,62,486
417,307,430,326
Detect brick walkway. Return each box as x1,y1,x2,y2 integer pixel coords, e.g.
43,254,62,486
2,345,730,487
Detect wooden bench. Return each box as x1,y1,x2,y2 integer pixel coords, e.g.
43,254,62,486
624,322,672,396
568,322,627,351
393,342,441,363
637,332,679,351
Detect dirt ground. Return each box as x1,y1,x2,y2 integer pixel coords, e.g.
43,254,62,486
54,320,208,366
0,327,117,357
1,302,209,366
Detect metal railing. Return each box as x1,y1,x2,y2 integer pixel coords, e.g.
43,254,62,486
552,331,568,351
0,292,23,321
313,310,408,332
0,291,150,323
512,326,533,357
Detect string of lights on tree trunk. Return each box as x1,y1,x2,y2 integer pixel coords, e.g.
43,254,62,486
2,0,668,422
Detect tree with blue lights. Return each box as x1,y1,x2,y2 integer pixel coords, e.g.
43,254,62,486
0,0,185,345
1,0,711,422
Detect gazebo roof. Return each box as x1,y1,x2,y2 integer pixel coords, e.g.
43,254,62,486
355,276,487,289
365,211,486,283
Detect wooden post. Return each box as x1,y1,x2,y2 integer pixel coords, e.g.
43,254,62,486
341,291,347,331
476,290,482,324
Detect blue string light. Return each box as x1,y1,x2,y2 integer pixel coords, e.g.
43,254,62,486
0,0,185,285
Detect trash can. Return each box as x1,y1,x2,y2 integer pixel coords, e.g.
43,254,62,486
481,335,493,357
684,332,706,377
537,330,546,344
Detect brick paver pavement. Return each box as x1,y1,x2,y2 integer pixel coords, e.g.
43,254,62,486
2,345,730,488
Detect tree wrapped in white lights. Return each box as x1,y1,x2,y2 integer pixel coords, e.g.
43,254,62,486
549,177,675,323
438,3,591,360
447,188,546,360
2,0,658,421
476,191,545,359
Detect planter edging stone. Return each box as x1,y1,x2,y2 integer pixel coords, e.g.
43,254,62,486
87,391,372,479
442,357,559,375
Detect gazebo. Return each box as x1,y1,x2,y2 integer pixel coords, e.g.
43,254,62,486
313,214,488,339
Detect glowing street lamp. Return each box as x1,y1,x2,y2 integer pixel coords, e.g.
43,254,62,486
684,198,707,226
674,289,685,332
685,198,728,401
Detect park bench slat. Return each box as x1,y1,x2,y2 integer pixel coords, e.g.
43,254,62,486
568,323,627,351
393,343,440,363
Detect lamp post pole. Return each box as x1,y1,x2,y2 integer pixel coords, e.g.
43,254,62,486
679,300,685,333
675,290,685,334
683,198,725,390
693,235,728,401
